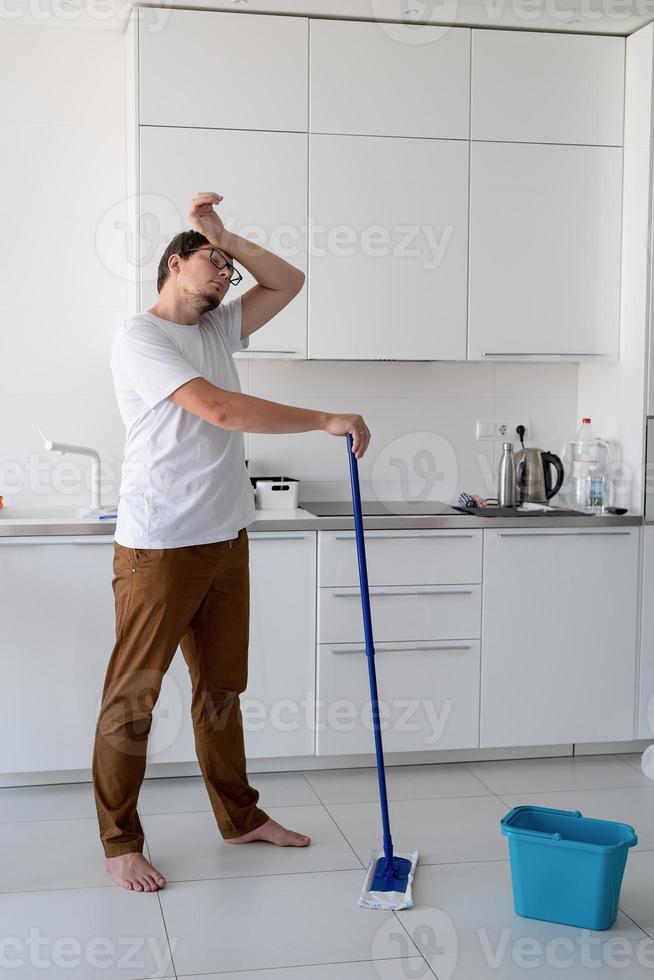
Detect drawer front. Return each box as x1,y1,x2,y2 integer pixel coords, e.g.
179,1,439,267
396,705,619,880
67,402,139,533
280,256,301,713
318,584,481,643
316,640,480,755
318,529,482,587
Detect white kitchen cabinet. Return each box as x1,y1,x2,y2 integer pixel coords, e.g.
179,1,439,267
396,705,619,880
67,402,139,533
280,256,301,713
471,30,624,146
138,127,308,356
319,529,482,587
316,640,480,755
468,141,622,360
242,531,316,758
316,528,481,755
138,9,308,132
319,584,481,645
481,528,639,747
147,532,317,763
0,537,116,774
638,525,654,739
308,134,469,359
0,531,315,776
310,20,470,139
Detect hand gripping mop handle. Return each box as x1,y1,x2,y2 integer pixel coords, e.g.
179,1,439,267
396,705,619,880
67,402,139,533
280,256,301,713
346,433,395,881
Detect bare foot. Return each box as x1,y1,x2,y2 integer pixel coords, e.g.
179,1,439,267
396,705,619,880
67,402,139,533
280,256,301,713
105,852,167,891
225,817,311,847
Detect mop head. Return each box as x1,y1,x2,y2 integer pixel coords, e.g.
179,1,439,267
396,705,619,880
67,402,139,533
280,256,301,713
358,848,419,910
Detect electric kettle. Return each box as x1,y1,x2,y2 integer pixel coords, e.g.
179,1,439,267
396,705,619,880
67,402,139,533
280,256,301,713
514,447,564,504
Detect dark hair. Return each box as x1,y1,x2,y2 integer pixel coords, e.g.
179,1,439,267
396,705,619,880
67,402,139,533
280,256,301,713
156,229,210,293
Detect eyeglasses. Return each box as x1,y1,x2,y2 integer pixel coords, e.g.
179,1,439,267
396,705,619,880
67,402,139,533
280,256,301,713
185,247,243,286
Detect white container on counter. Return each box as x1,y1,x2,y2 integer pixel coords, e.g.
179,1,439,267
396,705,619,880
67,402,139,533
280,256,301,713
253,477,299,510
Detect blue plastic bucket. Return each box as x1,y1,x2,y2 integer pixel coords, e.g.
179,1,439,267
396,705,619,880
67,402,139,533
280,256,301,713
501,805,638,930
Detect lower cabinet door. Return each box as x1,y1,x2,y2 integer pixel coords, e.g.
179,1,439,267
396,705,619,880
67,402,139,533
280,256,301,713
638,526,654,739
151,531,317,764
0,538,116,774
316,639,480,755
481,528,639,747
243,532,316,759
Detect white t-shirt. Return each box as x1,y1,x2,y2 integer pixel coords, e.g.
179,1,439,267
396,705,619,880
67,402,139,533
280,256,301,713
111,296,256,549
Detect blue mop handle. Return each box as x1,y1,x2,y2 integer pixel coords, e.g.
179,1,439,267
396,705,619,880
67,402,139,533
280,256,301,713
346,433,395,878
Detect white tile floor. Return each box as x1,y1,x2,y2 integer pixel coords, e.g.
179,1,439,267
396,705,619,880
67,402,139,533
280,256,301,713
1,753,652,979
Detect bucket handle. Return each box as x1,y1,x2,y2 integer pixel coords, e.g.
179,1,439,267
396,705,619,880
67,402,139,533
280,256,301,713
501,806,583,841
504,827,563,842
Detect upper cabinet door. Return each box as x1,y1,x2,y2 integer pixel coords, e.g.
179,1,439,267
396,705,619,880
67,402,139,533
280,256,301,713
468,141,622,360
139,127,308,356
308,134,468,360
471,30,625,145
310,20,470,139
138,10,308,131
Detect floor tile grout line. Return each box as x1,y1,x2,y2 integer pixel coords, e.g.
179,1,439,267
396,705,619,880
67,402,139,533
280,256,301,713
462,762,506,796
138,798,347,818
293,783,367,870
0,865,378,898
5,855,571,898
155,887,179,980
494,787,654,806
0,813,111,826
391,909,439,978
318,792,525,812
4,752,651,818
10,778,654,823
167,953,430,978
616,904,654,941
298,769,324,805
294,790,501,807
8,844,654,897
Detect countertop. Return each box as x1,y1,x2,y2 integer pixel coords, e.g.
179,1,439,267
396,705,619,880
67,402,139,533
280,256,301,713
0,503,643,537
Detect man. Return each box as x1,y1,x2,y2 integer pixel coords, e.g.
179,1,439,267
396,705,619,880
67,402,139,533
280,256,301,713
93,191,371,892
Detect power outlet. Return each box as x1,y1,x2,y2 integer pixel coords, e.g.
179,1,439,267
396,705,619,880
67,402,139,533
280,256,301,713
476,421,530,442
497,421,529,441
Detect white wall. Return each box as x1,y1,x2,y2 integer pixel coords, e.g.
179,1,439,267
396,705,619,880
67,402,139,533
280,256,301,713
0,22,128,512
576,23,652,513
0,21,579,512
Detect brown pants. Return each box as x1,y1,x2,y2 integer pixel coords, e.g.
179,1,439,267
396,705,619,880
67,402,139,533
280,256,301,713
92,527,269,858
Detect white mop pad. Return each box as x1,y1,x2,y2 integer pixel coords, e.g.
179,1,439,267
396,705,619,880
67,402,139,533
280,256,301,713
358,848,419,911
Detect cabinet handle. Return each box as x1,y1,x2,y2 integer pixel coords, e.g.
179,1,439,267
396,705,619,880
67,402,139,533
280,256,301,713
496,531,632,538
479,352,610,358
0,536,112,545
331,588,473,598
240,349,298,355
253,534,308,541
331,644,473,654
327,533,475,541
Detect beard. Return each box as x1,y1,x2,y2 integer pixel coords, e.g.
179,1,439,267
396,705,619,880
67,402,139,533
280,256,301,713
183,284,222,316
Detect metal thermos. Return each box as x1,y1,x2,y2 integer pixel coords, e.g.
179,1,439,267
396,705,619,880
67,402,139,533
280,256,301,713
498,442,516,507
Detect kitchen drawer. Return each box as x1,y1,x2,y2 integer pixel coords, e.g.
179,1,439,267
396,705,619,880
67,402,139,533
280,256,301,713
318,584,481,644
318,529,482,587
316,639,480,755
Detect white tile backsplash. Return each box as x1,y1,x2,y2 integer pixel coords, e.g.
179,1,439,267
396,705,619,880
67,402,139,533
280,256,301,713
248,360,579,504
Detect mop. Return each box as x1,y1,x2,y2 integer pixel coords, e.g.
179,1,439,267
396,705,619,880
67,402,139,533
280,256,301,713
346,433,419,911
